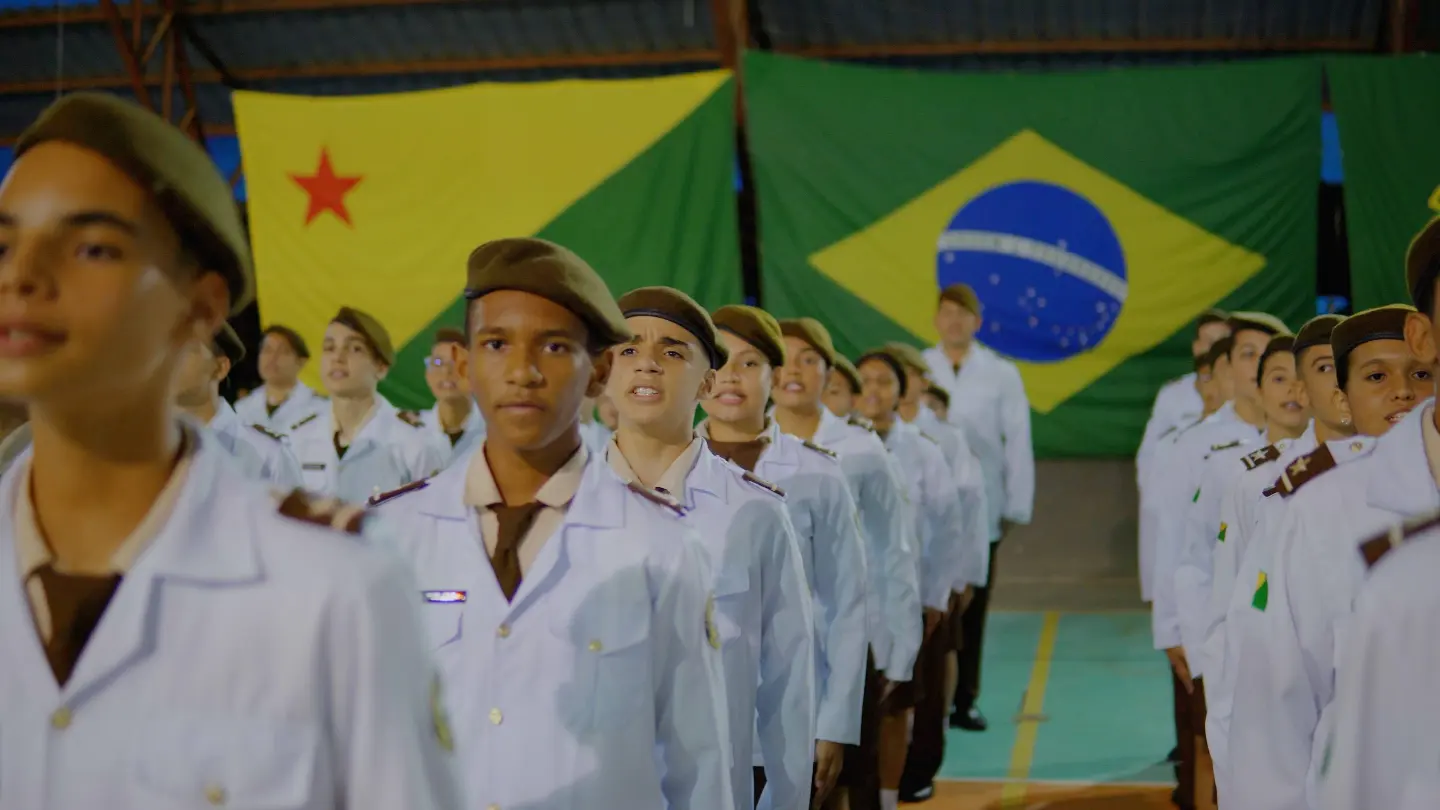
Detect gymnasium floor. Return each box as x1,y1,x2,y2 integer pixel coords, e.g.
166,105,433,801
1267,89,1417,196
926,611,1175,809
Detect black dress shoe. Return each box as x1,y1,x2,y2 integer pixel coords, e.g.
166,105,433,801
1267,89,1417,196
1164,745,1181,764
952,705,988,731
899,782,934,803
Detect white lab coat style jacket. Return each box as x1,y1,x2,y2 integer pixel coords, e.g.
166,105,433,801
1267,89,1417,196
1229,403,1440,810
290,397,447,503
912,406,990,588
751,423,868,747
1138,414,1204,602
234,381,327,434
207,399,304,489
810,409,922,683
373,452,734,810
0,437,464,810
882,419,966,613
419,404,486,469
1150,402,1264,655
1137,374,1204,486
923,344,1034,540
1318,517,1440,810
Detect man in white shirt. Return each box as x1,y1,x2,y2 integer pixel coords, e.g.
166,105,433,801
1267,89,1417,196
922,282,1034,731
418,327,485,467
233,324,326,433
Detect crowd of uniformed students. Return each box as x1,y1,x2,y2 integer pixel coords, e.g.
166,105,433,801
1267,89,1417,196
0,93,1039,810
1138,213,1440,810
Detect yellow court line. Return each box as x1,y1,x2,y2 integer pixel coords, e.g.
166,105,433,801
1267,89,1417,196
1000,611,1062,808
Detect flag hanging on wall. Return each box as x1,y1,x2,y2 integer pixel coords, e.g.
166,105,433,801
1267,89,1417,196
745,53,1319,456
1326,55,1440,312
234,71,739,408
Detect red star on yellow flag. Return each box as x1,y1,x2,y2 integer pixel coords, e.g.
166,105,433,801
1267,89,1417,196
290,148,362,226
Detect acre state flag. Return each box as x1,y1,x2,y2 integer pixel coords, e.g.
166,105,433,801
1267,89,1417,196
745,53,1319,456
234,71,739,408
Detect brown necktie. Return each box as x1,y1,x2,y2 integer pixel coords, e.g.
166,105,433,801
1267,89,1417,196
32,565,123,686
489,503,544,601
707,438,769,472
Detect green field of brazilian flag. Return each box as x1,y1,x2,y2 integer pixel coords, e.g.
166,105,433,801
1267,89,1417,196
235,54,1440,458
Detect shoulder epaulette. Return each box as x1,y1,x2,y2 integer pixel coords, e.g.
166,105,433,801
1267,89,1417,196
289,413,319,431
276,489,366,534
741,470,786,498
1211,439,1242,453
919,431,942,447
1358,510,1440,570
801,439,838,460
847,415,876,433
250,423,285,442
397,410,424,428
1263,445,1337,499
1241,444,1283,471
1157,425,1179,441
367,478,429,507
626,481,687,517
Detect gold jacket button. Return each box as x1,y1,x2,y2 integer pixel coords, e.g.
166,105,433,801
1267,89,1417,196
50,707,71,730
588,640,603,652
205,784,227,806
489,708,503,725
497,624,511,638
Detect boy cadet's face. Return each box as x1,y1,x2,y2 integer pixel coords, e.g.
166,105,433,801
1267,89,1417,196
425,342,468,403
1296,345,1346,428
607,315,713,433
701,330,772,425
774,335,826,411
934,300,980,346
822,368,854,417
320,321,385,396
258,332,303,384
173,340,224,407
467,289,605,451
1192,321,1231,358
1258,351,1307,432
1230,329,1270,402
0,142,228,404
857,358,900,422
1338,339,1433,437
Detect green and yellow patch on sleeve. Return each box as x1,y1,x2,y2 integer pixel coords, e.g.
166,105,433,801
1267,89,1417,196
1217,522,1227,542
1252,570,1269,611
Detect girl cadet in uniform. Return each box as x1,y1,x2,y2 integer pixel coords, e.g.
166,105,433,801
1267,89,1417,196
822,355,861,419
288,306,446,502
855,350,964,810
604,287,815,810
419,327,486,466
696,305,867,809
0,92,462,810
1228,304,1437,810
235,323,326,432
173,322,304,488
371,238,732,810
772,318,920,810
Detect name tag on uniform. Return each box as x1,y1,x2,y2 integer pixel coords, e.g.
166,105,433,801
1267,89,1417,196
423,590,467,603
302,462,326,471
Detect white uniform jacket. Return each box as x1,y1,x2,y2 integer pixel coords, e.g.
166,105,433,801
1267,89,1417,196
1229,403,1440,810
290,398,447,503
419,404,486,470
811,408,921,683
373,451,735,810
1137,373,1203,486
207,399,304,489
235,381,327,434
882,419,965,613
923,344,1034,539
913,406,990,588
0,437,464,810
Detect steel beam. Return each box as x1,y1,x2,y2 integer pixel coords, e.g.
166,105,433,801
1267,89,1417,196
0,0,466,29
97,0,153,109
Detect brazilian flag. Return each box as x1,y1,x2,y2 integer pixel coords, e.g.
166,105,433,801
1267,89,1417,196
746,53,1320,456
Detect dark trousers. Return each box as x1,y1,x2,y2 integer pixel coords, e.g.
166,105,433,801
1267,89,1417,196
1171,669,1197,810
900,607,954,793
953,539,1001,711
831,650,884,810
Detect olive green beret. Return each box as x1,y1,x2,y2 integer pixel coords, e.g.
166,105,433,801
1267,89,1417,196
465,238,630,349
211,323,246,366
262,324,309,359
939,283,982,315
858,350,910,398
1256,334,1297,386
882,341,930,377
713,305,785,369
1406,217,1440,306
924,383,951,410
1332,304,1416,375
15,93,252,315
331,306,394,367
779,317,838,368
1227,311,1290,337
617,286,727,369
1293,314,1344,357
832,355,861,394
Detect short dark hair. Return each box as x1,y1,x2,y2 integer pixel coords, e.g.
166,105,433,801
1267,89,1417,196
1195,309,1229,337
1207,336,1235,366
1413,258,1439,319
924,384,951,410
856,351,908,399
262,324,309,359
1256,335,1297,388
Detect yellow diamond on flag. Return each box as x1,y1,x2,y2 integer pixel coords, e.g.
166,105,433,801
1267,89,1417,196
808,129,1267,412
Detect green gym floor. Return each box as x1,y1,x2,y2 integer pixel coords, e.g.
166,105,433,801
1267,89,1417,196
929,611,1175,809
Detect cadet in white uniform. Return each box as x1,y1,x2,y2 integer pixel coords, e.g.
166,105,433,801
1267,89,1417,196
0,92,462,810
289,307,446,502
696,305,867,808
921,283,1033,731
418,327,486,467
173,322,303,488
772,318,921,810
823,354,862,419
234,323,327,432
1228,305,1436,810
605,287,815,810
372,238,732,810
